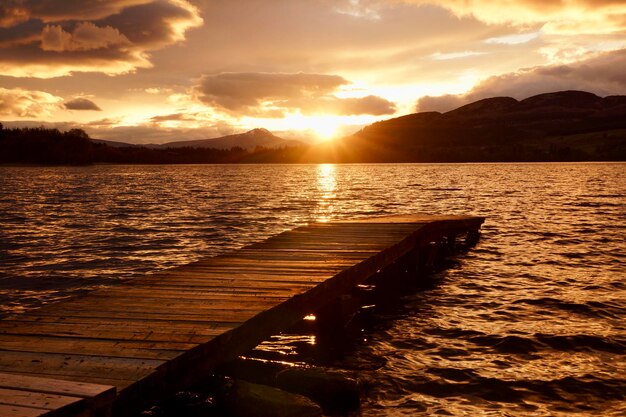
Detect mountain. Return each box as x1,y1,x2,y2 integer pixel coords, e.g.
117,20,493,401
321,90,626,162
91,138,143,148
154,128,301,150
90,128,301,150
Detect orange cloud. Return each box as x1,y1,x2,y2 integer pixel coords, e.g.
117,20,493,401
0,87,63,117
0,0,202,77
403,0,626,34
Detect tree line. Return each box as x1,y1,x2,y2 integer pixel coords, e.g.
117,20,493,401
1,124,622,165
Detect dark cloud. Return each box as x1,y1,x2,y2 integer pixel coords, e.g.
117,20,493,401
417,48,626,112
149,113,189,122
296,95,397,115
0,0,202,77
40,22,129,52
87,117,121,127
196,72,349,111
194,72,396,117
334,95,397,115
0,1,152,27
415,94,465,112
64,97,101,111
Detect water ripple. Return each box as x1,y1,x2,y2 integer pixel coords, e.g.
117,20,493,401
1,162,625,416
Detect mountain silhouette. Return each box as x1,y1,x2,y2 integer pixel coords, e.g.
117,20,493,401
317,90,626,162
92,128,301,150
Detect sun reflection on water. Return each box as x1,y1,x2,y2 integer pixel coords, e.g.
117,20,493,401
315,164,337,222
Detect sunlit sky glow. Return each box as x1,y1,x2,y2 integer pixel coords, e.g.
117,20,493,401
1,0,625,143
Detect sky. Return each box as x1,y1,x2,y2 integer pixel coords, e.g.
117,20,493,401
1,0,625,143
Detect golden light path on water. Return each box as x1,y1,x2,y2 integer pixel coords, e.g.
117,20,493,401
315,163,338,222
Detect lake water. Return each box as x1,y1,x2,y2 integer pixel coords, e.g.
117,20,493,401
1,163,625,416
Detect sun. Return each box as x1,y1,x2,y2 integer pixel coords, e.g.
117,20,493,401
309,116,342,141
243,113,349,142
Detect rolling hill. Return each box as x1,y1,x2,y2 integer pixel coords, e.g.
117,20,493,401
318,90,626,162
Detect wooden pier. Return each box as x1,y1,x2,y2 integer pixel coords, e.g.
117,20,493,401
0,214,484,417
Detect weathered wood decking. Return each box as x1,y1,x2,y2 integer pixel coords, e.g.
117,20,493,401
0,214,484,417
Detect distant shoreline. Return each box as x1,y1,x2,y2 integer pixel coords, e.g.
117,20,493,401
3,91,625,164
3,160,626,168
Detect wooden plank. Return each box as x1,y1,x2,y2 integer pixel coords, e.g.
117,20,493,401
26,309,257,322
135,275,329,285
0,371,134,393
42,311,263,326
0,321,233,343
0,403,50,417
100,287,304,298
0,351,162,383
0,334,192,360
1,316,243,329
0,372,115,403
0,387,83,411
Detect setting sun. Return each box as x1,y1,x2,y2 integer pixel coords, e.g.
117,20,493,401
310,116,342,141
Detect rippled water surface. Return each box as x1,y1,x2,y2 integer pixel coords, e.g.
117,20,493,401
1,163,624,415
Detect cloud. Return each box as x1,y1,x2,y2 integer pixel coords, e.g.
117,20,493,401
430,50,487,60
64,97,102,111
149,113,190,122
468,48,626,98
41,22,129,52
484,32,541,45
196,72,349,110
402,0,626,34
295,95,397,115
183,1,495,81
0,87,63,117
195,72,396,117
0,0,202,77
0,88,63,117
87,117,121,127
332,95,397,115
416,48,626,112
415,94,466,112
0,1,153,26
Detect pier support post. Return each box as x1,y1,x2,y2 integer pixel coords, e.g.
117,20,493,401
465,229,480,248
423,240,441,271
446,233,457,254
